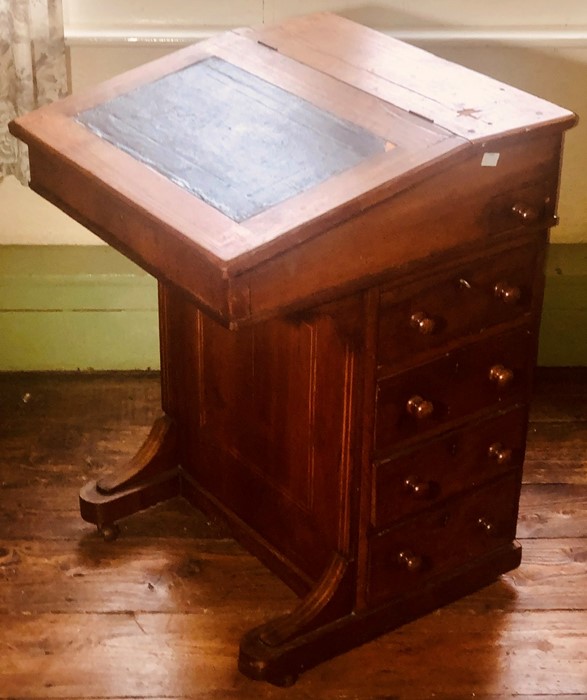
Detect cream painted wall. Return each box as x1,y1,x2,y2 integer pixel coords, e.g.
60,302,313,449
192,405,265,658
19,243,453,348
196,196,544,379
1,0,585,244
62,0,587,34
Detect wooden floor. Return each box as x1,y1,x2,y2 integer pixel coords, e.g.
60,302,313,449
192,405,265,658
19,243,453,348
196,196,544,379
0,370,585,699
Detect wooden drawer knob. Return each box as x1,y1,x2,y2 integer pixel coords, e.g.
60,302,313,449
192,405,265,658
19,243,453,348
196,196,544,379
410,311,436,335
489,364,514,389
404,477,437,499
406,395,434,420
397,550,424,572
512,202,539,224
494,281,521,305
488,442,513,466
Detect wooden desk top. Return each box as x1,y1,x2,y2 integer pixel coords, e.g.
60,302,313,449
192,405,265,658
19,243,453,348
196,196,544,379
10,13,576,326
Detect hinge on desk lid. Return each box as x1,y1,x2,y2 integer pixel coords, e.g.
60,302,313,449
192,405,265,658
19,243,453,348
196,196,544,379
408,109,436,124
257,40,279,51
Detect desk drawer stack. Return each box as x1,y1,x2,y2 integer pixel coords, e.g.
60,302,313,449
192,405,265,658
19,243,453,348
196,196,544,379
366,234,546,606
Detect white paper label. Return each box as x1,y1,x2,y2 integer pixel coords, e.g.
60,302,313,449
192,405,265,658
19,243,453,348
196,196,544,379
481,152,500,167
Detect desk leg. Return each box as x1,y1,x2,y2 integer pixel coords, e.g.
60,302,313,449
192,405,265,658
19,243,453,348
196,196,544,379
238,553,354,686
79,415,180,540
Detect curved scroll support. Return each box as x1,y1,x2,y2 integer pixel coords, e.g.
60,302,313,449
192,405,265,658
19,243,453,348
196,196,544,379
238,552,354,685
97,415,176,494
259,553,349,647
238,543,523,686
79,415,180,537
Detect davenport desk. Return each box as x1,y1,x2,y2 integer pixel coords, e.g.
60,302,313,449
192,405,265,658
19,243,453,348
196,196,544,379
10,13,576,685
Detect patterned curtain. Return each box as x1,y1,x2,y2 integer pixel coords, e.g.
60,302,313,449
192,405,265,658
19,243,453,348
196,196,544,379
0,0,68,183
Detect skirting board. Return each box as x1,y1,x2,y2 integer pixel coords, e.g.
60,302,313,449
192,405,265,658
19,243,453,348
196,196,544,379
0,244,585,370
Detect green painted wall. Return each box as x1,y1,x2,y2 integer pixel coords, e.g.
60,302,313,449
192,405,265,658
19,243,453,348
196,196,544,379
0,247,159,371
540,244,587,366
0,244,585,370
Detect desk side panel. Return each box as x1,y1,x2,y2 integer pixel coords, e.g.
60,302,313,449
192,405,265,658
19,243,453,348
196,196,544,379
161,287,367,586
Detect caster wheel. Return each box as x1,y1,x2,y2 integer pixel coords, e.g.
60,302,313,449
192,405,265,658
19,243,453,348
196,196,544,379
98,523,120,542
270,673,298,688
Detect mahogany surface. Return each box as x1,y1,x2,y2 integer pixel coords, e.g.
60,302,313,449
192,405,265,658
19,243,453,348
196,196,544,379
8,12,576,685
1,371,586,698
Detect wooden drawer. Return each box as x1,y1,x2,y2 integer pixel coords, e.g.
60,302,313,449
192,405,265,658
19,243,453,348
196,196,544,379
375,325,534,453
371,406,528,531
378,237,544,370
367,471,521,606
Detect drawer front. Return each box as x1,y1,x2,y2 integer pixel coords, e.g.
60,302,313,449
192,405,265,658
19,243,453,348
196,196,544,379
378,237,543,370
375,326,534,453
372,406,528,531
367,471,521,606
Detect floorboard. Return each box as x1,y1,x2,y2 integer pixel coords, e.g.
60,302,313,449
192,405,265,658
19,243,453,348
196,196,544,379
0,370,585,699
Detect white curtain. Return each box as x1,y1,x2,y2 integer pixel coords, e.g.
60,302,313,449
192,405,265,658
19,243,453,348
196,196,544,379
0,0,68,183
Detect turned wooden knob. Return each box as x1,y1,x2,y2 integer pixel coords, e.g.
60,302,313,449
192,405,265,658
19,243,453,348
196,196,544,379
477,517,495,535
494,281,521,305
488,442,513,466
397,550,424,572
511,202,539,224
489,364,514,389
410,311,436,335
406,395,434,420
404,477,436,499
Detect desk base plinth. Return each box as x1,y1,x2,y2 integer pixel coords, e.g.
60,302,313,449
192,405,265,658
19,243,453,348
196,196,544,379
238,543,521,686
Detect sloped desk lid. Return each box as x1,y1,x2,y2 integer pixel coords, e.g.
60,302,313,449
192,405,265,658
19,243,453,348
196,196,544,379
10,13,576,325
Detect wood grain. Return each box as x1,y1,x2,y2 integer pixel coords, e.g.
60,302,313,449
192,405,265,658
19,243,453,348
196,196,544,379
518,485,587,538
0,610,585,697
243,13,576,141
0,371,585,697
